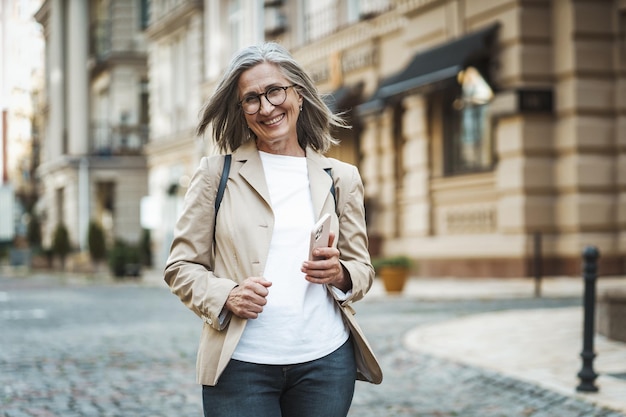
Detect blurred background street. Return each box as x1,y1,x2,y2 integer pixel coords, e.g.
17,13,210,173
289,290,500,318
2,0,626,415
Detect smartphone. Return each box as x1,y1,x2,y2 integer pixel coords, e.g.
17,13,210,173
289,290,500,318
309,213,331,261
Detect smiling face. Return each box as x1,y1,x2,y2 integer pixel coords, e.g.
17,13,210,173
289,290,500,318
238,62,304,156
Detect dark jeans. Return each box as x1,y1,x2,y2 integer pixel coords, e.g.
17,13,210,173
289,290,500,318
202,338,356,417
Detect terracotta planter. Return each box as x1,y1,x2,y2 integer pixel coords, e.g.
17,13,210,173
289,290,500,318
379,266,408,293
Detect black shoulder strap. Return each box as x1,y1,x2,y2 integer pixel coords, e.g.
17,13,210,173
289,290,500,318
324,167,337,210
215,154,231,214
213,154,231,245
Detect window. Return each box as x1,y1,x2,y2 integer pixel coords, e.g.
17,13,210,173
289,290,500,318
140,0,150,30
229,0,244,53
96,182,115,237
443,67,494,175
139,79,149,144
168,35,187,133
92,0,111,59
304,0,337,42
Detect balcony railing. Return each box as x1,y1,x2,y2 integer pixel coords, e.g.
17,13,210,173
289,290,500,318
360,0,392,19
304,0,392,42
305,3,339,42
90,122,149,156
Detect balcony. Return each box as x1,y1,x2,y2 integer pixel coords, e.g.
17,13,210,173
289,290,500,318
91,122,149,157
359,0,392,19
305,3,339,42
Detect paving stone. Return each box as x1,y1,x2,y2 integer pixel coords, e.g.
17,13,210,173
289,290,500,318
1,274,624,417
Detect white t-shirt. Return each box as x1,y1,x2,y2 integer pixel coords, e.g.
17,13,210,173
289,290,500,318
231,151,349,364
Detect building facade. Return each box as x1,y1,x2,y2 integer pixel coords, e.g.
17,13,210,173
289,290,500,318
35,0,149,261
144,0,268,266
290,0,624,277
37,0,626,277
144,0,624,278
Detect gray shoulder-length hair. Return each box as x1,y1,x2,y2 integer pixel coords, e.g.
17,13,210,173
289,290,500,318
197,42,346,153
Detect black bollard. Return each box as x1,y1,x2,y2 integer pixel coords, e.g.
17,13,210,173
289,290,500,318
576,246,599,393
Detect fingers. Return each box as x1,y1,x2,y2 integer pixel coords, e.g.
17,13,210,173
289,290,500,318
308,243,339,263
302,259,342,279
301,244,343,286
328,231,335,247
225,277,272,319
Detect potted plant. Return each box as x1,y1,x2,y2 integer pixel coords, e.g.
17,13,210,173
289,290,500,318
372,255,413,293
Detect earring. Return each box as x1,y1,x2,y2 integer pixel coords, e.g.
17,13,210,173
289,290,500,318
299,105,303,112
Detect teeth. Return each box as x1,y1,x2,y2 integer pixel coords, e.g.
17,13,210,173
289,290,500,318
265,115,283,125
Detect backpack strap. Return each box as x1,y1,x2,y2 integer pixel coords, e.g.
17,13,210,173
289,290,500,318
213,154,231,243
215,154,231,214
324,167,336,210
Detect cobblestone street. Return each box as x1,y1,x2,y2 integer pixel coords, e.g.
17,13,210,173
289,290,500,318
1,273,624,417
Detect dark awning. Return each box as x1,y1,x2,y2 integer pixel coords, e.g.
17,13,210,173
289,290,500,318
357,23,500,115
324,82,365,113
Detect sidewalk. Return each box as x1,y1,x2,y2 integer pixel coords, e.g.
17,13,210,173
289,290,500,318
366,276,626,415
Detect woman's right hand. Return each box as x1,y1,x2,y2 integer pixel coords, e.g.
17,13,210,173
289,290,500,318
224,277,272,319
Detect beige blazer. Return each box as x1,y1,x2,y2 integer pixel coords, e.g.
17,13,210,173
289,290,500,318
164,140,375,386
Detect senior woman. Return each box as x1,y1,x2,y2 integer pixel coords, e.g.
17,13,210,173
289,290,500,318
164,42,376,417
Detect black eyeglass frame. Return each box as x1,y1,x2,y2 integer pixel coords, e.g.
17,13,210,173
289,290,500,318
238,84,297,115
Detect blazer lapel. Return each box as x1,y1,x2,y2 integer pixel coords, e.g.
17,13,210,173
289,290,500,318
233,142,333,220
234,141,272,209
306,148,334,220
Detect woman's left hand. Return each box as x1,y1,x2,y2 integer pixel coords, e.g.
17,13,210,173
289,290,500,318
301,232,352,293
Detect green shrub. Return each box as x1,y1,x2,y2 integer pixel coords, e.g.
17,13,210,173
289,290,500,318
108,239,142,278
372,255,413,272
27,213,42,250
87,221,107,263
52,223,71,269
139,228,152,267
109,240,127,278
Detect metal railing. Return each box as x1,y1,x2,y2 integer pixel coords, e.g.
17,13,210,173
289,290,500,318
90,122,149,156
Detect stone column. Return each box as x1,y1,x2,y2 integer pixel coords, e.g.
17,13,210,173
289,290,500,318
401,95,430,237
495,115,554,230
377,108,396,239
551,0,619,273
360,112,383,236
359,108,397,252
48,0,65,160
67,0,89,155
617,5,626,264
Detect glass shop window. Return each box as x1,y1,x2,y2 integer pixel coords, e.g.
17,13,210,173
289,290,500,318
443,66,494,175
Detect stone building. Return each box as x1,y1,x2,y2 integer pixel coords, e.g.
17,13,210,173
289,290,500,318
287,0,625,277
25,0,626,276
149,0,626,277
144,0,267,266
34,0,149,258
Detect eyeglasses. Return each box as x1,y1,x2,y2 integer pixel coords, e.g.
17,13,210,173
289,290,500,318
238,84,297,115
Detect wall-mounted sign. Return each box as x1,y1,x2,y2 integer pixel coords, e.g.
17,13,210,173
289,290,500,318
517,89,553,113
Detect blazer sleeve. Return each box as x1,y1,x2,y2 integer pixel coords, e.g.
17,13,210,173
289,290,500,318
164,156,238,330
334,162,375,303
